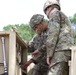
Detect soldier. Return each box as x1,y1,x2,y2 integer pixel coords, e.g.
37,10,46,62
43,0,74,75
22,14,49,75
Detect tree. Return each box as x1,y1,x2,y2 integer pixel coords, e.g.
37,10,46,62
70,13,76,24
3,24,35,41
69,13,76,44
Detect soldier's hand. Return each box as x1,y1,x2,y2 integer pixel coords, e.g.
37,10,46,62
32,49,40,56
21,59,33,69
47,57,52,66
21,63,29,69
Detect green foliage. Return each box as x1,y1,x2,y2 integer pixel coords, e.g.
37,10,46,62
69,13,76,44
3,24,35,41
3,25,15,31
74,29,76,44
70,13,76,24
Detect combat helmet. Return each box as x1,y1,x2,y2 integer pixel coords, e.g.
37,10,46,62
29,14,44,29
43,0,61,13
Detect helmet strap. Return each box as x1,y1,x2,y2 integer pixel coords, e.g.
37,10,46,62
48,8,58,19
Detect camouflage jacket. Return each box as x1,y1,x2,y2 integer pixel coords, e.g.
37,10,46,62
46,10,74,64
28,32,48,64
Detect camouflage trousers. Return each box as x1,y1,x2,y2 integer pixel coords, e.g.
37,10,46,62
33,63,49,75
48,62,69,75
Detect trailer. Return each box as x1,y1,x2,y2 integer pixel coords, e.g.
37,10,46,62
0,31,27,75
69,46,76,75
0,31,76,75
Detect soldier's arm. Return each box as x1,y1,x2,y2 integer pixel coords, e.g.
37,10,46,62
46,22,60,58
22,45,46,69
30,45,46,64
27,35,37,53
21,59,37,69
38,45,46,52
32,45,46,56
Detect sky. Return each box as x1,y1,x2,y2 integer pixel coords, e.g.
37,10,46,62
0,0,76,30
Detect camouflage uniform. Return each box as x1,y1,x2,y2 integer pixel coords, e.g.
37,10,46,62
46,10,74,75
43,0,74,75
28,33,49,75
28,14,49,75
